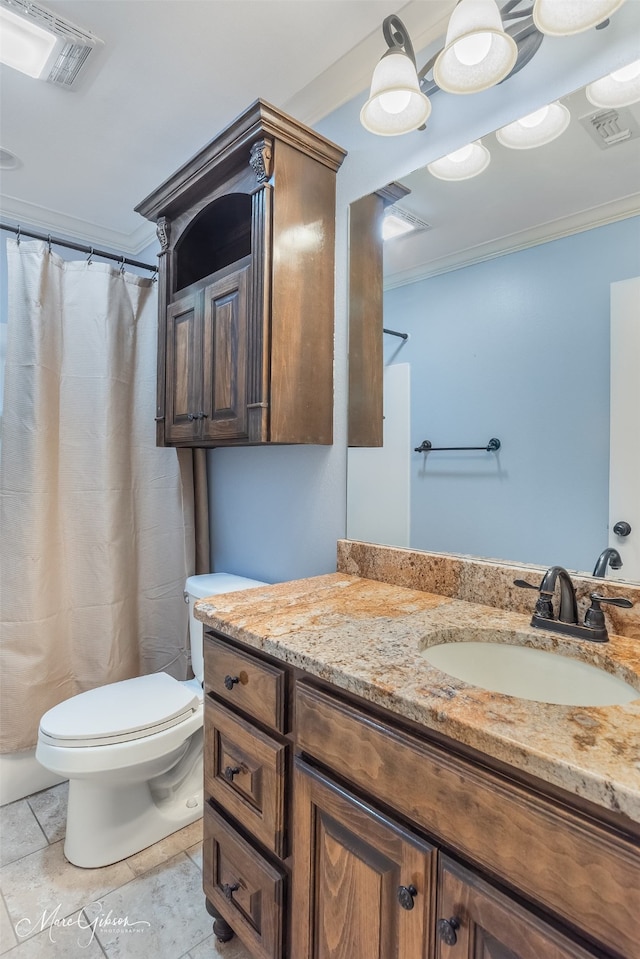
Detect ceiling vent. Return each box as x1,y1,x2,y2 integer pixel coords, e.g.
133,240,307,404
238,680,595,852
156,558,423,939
0,0,101,89
579,107,640,149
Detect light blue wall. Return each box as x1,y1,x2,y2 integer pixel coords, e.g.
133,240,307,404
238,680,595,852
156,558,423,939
383,216,640,571
210,4,640,584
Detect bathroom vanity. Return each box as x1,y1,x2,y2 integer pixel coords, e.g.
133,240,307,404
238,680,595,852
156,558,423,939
196,544,640,959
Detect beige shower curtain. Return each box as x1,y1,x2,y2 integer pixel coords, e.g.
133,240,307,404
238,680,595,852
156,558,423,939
0,239,207,753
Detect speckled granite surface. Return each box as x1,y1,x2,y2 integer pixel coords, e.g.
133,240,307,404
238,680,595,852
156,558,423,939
337,540,640,640
195,571,640,824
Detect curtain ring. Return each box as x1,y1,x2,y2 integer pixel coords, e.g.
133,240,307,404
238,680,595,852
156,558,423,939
47,235,52,254
87,247,93,265
119,255,125,274
151,267,158,283
16,225,20,246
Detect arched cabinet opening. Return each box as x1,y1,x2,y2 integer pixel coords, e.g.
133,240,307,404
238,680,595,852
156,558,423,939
175,193,252,293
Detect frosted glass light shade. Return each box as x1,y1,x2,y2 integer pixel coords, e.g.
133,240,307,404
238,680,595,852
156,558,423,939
533,0,627,36
361,50,432,135
433,0,517,94
0,5,57,78
427,140,490,180
496,101,570,149
586,59,640,107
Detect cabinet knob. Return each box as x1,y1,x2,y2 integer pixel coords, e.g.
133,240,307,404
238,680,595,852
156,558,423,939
187,413,196,421
223,675,240,691
223,765,242,782
397,884,417,910
197,411,208,419
437,917,460,946
221,882,240,900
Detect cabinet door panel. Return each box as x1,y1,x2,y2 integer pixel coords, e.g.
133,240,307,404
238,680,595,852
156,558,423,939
165,291,202,443
202,264,250,441
436,857,602,959
292,759,435,959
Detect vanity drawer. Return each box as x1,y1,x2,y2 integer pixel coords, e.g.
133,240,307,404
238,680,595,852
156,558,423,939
295,682,640,959
204,698,288,858
205,633,287,732
203,802,285,959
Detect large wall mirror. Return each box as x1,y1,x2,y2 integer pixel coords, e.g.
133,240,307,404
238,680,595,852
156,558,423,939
347,70,640,583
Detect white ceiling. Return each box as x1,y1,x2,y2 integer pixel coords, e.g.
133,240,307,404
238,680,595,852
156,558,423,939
0,0,449,253
383,84,640,285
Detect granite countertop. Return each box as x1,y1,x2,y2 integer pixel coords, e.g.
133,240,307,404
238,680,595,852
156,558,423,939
194,572,640,824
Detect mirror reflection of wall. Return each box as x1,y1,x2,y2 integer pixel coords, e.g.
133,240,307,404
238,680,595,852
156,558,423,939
347,78,640,581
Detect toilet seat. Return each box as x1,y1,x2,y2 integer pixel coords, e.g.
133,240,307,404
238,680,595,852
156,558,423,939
39,672,200,748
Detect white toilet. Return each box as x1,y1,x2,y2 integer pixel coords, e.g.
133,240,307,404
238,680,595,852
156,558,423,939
35,572,265,868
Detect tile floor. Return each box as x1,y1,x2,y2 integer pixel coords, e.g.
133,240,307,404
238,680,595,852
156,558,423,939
0,783,251,959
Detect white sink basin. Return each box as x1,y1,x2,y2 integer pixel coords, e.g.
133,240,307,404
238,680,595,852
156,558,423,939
421,639,638,706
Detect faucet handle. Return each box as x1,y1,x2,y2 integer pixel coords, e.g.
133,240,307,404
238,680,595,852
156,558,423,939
584,593,634,637
514,579,553,619
513,579,539,590
589,593,634,610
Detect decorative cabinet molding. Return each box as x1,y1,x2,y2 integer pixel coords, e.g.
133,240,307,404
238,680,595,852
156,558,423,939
135,99,346,448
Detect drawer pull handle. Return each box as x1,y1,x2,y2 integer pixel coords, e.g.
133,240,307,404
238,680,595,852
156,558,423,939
223,675,240,690
223,765,242,782
397,884,417,910
222,882,241,900
437,917,460,946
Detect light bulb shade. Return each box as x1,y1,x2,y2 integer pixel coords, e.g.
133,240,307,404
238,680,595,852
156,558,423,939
360,50,432,135
433,0,517,94
586,59,640,107
533,0,627,36
427,140,491,180
496,101,570,149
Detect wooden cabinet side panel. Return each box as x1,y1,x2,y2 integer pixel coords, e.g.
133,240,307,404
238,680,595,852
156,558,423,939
270,142,336,445
348,192,385,448
292,759,435,959
295,683,640,959
435,857,601,959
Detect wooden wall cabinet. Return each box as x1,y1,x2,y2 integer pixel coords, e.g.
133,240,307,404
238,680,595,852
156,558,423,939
201,632,639,959
136,100,346,447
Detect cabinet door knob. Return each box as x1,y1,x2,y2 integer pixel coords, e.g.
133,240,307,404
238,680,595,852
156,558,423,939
437,917,460,946
397,884,417,910
187,413,196,421
223,675,240,691
223,765,242,782
221,882,240,900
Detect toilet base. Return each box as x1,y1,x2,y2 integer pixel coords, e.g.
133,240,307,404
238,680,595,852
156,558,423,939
63,740,203,868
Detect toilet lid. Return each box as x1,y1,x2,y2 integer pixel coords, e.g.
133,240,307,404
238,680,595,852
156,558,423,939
39,673,200,747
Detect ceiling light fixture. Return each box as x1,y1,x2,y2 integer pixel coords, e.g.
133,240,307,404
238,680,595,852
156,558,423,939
586,58,640,108
361,0,628,137
496,100,570,148
533,0,627,37
427,140,491,180
0,0,101,88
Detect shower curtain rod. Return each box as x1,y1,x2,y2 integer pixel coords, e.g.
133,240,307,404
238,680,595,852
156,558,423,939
0,223,157,274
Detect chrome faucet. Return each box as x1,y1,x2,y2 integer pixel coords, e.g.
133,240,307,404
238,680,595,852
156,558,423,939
592,547,622,578
515,565,633,643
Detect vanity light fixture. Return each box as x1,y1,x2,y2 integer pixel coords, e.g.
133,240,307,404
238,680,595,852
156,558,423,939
496,100,570,148
0,0,101,88
433,0,517,95
361,1,628,137
533,0,627,37
586,58,640,108
427,140,491,180
360,15,432,136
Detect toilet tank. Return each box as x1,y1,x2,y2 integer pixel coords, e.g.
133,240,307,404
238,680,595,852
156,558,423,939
184,573,267,684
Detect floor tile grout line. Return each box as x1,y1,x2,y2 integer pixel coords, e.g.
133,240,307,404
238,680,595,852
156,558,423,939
24,795,54,847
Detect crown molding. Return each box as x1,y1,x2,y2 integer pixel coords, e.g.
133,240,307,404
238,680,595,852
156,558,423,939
0,195,157,255
384,195,640,290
